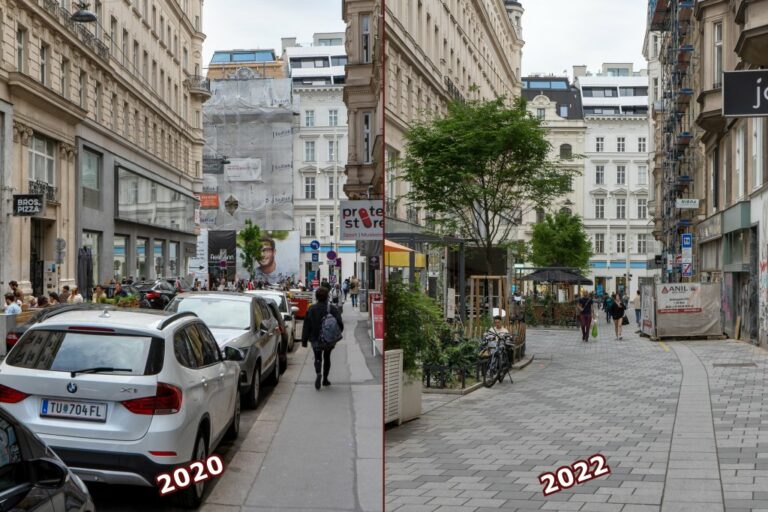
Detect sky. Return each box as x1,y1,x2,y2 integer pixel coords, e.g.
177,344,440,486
202,0,648,78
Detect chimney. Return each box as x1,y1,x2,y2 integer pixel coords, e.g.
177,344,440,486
281,37,297,53
573,65,588,79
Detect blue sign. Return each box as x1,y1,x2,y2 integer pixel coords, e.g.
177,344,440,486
311,253,319,262
682,234,693,248
310,240,321,251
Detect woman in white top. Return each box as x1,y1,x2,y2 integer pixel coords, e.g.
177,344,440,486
68,286,84,304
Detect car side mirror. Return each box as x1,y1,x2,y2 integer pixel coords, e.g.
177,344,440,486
224,346,245,362
260,320,269,332
30,458,67,488
291,306,298,314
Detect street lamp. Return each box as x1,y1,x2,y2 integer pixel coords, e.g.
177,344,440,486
71,1,98,23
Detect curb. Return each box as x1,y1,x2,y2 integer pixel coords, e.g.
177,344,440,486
423,381,484,396
512,354,535,370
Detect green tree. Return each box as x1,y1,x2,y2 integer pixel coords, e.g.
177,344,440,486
237,219,263,277
402,97,578,275
529,211,592,272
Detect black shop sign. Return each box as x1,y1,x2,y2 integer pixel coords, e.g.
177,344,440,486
13,194,44,216
724,70,768,117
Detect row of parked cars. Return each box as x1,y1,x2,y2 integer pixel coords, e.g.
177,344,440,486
0,288,299,510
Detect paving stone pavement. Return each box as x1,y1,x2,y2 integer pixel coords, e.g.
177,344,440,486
386,322,768,512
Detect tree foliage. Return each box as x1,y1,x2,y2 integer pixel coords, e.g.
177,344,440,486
402,97,579,273
237,219,263,277
529,211,592,272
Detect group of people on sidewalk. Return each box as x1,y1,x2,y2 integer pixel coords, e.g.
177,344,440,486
576,290,643,341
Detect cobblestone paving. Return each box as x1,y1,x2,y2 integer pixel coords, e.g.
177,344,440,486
387,327,768,512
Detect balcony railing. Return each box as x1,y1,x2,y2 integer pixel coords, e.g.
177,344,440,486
184,75,211,95
29,180,58,203
40,0,110,61
385,198,397,217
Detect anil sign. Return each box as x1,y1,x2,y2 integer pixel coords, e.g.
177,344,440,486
724,70,768,117
657,283,702,314
340,200,384,240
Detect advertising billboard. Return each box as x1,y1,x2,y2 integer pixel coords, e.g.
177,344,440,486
340,200,385,240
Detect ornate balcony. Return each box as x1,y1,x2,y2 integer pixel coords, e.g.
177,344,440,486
28,180,58,203
183,75,212,99
38,0,110,62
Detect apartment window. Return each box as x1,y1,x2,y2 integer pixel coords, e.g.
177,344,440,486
594,233,605,253
595,198,605,219
305,176,316,199
81,148,101,209
638,137,647,152
122,30,129,66
616,233,626,254
328,176,335,199
183,47,188,71
617,165,626,185
361,15,371,63
60,58,69,98
109,16,118,54
536,108,545,120
737,124,745,198
616,198,626,219
304,141,316,162
305,217,316,237
40,44,49,85
329,215,335,237
714,22,723,88
134,109,140,142
559,106,569,117
328,140,336,162
16,27,26,72
152,5,157,31
712,146,720,210
637,198,648,219
560,144,572,159
362,112,373,163
305,110,315,127
638,165,648,185
160,70,165,99
652,35,659,58
653,77,659,102
29,135,55,185
596,137,604,152
596,165,605,185
152,60,157,89
143,117,149,147
123,101,130,135
637,234,648,254
329,109,338,127
617,137,626,152
535,208,545,224
753,118,764,189
79,71,87,108
133,41,139,70
95,82,102,122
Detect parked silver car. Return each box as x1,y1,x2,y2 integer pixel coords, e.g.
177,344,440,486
166,292,282,409
247,290,298,352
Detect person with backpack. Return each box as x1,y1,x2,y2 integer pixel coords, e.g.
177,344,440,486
301,286,344,390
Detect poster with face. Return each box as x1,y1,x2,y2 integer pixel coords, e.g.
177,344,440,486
243,231,300,284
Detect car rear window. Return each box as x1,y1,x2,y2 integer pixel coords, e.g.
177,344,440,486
262,294,287,311
168,297,252,330
6,330,163,375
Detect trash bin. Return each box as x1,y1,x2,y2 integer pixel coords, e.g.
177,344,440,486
359,289,368,313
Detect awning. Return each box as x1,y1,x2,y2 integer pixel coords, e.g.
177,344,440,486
521,268,593,285
384,240,413,252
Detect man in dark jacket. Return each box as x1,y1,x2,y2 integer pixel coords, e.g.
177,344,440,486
301,286,344,390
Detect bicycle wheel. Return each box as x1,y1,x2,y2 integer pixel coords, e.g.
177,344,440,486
497,352,508,383
483,353,499,388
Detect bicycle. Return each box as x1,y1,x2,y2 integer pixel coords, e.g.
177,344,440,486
479,332,514,388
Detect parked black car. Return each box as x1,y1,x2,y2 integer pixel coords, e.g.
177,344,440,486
134,280,177,309
104,283,140,299
0,407,94,511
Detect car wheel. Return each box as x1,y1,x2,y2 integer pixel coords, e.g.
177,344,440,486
243,364,261,409
224,389,240,441
176,430,207,509
267,350,280,386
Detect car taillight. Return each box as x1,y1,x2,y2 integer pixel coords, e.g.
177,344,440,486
121,383,182,415
0,384,29,404
5,332,19,348
145,292,160,300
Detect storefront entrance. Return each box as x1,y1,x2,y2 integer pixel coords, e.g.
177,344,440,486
30,219,45,297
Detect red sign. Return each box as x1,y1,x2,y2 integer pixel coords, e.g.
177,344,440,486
371,301,384,341
311,279,319,289
197,193,219,209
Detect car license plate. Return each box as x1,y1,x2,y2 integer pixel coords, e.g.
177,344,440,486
40,399,107,422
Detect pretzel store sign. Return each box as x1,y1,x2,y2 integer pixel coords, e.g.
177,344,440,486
340,201,384,240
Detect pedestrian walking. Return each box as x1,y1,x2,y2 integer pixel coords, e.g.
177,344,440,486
609,293,626,340
342,278,349,301
349,275,359,308
604,293,614,325
631,290,642,328
301,286,344,390
331,283,341,306
577,290,595,342
3,293,20,315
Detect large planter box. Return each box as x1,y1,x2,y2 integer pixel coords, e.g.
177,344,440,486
400,374,422,423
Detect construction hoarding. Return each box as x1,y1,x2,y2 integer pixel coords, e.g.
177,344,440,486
653,283,722,338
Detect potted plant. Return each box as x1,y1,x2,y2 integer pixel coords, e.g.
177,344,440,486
384,279,449,423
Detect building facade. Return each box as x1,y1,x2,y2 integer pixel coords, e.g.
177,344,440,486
0,0,207,298
520,76,587,259
574,64,660,298
284,32,363,284
206,49,285,80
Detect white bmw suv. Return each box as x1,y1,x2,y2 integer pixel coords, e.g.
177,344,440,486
0,306,243,508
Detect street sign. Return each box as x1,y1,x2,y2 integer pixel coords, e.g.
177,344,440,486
310,240,321,250
335,258,342,268
675,254,682,265
326,250,337,261
370,255,380,267
311,253,319,263
682,262,693,277
724,70,768,117
676,198,700,209
682,234,693,248
13,194,44,216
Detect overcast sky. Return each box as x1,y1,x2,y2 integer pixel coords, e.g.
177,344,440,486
202,0,647,78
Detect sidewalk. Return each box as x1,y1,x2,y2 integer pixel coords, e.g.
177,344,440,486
204,307,383,512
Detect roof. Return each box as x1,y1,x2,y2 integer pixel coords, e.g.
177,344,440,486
210,50,277,65
32,308,171,333
521,77,584,120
